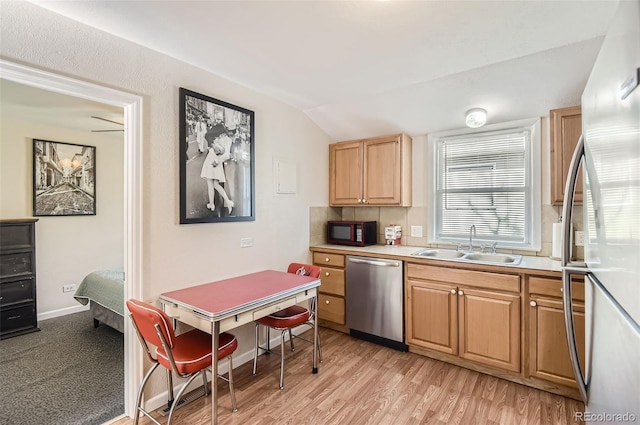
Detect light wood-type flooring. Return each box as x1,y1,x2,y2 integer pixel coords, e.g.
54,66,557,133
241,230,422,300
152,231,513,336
112,328,584,425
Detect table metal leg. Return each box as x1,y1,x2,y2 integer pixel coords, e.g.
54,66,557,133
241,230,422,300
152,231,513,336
313,291,318,374
211,321,220,425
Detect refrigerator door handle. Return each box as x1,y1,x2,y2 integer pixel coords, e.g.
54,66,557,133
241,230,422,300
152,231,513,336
561,134,584,269
561,133,589,403
562,266,589,402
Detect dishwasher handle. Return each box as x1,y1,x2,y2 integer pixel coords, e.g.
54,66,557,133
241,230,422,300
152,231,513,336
347,257,401,268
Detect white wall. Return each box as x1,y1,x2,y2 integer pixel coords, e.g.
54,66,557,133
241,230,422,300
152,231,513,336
0,0,330,296
0,0,331,402
0,106,125,318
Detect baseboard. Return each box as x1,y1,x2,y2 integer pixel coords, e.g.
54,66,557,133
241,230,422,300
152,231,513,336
38,304,89,321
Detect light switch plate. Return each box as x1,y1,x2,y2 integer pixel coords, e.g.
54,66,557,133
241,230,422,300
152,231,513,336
411,225,423,238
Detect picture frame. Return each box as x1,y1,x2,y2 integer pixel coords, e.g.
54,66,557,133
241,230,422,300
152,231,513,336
33,139,96,216
179,88,255,223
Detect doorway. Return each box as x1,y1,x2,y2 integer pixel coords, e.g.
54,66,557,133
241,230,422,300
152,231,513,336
0,58,143,419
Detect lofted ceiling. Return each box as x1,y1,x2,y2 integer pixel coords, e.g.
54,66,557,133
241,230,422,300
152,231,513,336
28,0,619,140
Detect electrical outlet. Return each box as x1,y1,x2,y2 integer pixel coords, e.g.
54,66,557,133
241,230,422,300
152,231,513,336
575,231,585,247
410,225,423,238
62,284,76,293
240,237,253,248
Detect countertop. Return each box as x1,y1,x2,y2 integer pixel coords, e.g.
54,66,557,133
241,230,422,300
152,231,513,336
310,244,562,273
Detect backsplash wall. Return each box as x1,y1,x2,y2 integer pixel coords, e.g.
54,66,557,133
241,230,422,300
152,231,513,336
310,205,584,260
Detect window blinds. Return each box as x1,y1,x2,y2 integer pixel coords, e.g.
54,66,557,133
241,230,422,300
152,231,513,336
436,129,530,243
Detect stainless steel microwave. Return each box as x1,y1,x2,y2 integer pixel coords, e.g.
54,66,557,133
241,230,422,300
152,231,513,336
327,221,377,246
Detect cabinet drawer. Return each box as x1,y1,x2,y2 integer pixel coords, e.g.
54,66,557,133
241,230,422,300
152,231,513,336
319,267,345,296
0,279,35,307
1,304,37,333
0,224,34,251
529,277,584,301
252,297,297,321
318,293,345,325
0,252,35,279
313,252,345,268
407,263,520,293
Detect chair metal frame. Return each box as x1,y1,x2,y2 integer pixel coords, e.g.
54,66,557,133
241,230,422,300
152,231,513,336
128,306,237,425
252,263,323,389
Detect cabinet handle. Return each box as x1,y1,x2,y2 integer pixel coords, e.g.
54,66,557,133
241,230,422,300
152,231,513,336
362,199,367,204
325,257,330,262
325,272,330,277
458,290,464,296
325,300,330,305
450,289,456,294
530,301,537,307
560,287,563,292
357,199,362,203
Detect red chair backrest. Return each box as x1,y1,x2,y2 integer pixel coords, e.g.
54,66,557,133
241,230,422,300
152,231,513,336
126,299,176,349
287,263,321,279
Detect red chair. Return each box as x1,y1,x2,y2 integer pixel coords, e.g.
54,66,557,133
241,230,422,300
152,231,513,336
252,263,322,389
126,299,238,425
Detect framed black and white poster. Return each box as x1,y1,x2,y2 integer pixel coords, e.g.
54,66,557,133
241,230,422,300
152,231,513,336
33,139,96,216
179,88,255,224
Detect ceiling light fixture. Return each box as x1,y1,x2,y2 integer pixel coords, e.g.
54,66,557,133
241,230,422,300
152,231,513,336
465,108,487,128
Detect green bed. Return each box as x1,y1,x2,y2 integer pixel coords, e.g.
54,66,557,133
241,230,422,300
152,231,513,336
73,269,125,333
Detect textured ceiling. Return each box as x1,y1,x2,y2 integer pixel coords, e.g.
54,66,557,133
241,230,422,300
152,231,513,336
28,0,619,140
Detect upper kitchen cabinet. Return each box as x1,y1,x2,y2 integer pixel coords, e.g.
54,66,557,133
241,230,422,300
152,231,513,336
550,106,582,205
329,134,412,206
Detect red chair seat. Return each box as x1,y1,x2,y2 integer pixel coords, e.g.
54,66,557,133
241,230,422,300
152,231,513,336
253,263,321,389
127,299,239,423
157,330,237,375
256,305,310,329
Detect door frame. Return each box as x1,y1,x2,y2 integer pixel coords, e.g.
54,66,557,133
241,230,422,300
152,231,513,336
0,58,143,419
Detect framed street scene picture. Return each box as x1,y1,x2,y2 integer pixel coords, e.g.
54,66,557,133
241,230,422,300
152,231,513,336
33,139,96,216
179,88,255,224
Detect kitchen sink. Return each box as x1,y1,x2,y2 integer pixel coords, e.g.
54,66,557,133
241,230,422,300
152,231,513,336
463,253,522,264
410,249,522,265
410,249,466,259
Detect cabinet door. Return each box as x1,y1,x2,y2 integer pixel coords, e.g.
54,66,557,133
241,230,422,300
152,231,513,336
551,106,583,205
329,141,363,206
363,137,402,205
528,297,585,387
406,279,458,354
458,287,521,372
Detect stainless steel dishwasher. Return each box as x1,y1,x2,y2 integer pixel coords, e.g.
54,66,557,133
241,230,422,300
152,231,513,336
346,255,407,351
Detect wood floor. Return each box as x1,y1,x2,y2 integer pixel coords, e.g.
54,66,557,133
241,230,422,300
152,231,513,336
112,328,584,425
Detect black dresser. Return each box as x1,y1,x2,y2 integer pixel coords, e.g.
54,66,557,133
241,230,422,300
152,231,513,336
0,218,40,339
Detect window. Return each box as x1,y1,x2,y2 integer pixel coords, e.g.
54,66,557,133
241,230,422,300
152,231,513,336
428,119,541,250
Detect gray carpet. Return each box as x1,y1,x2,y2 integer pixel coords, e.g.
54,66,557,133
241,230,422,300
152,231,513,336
0,310,124,425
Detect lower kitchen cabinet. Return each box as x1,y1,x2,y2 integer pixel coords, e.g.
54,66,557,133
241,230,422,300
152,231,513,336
313,251,346,327
309,245,584,399
406,263,521,373
406,279,457,354
527,276,585,388
318,293,345,325
458,286,520,372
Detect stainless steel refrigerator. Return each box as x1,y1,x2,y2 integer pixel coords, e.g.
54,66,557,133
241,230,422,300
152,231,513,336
562,0,640,423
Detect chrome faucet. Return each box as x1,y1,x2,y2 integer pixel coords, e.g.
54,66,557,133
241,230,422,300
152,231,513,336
469,225,476,252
